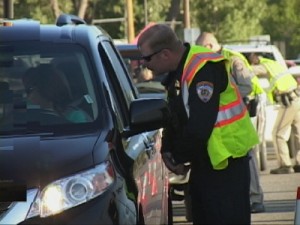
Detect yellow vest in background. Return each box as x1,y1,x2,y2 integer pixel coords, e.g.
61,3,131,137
259,57,297,103
222,48,265,96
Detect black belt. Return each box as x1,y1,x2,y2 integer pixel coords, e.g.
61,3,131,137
274,89,300,106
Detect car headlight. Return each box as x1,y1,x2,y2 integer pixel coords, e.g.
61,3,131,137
26,161,114,218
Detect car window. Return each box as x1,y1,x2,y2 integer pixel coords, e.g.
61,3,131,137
99,41,139,128
0,42,100,134
102,42,137,103
117,45,166,99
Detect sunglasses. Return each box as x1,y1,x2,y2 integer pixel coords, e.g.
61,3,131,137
141,48,164,62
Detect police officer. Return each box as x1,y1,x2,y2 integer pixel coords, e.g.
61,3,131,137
137,24,259,225
248,53,300,174
195,32,266,213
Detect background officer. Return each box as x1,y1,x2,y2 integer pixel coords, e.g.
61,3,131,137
248,53,300,174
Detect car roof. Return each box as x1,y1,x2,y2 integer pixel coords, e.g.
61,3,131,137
116,43,137,50
223,44,278,53
0,15,111,44
116,44,142,59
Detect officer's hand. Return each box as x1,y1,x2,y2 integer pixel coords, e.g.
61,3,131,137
161,152,177,173
173,163,187,175
162,152,186,175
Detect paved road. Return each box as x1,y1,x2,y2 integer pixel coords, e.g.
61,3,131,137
172,158,300,225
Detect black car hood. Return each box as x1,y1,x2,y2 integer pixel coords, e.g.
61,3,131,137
0,134,106,189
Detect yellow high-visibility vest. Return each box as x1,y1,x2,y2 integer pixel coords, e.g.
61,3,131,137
221,48,265,96
259,57,297,103
181,46,259,169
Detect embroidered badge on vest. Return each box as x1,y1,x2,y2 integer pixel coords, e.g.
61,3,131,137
196,81,214,102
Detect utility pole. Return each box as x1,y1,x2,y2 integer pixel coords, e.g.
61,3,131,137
143,0,148,26
126,0,135,43
183,0,199,44
183,0,190,29
3,0,14,19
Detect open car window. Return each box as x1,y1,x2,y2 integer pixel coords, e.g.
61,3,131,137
117,44,167,98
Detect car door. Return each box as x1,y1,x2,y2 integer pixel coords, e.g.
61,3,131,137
99,41,169,225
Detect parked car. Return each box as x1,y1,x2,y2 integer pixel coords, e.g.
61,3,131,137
0,14,172,225
223,43,287,67
224,43,299,170
116,43,192,222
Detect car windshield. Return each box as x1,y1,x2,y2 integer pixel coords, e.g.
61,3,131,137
0,42,100,134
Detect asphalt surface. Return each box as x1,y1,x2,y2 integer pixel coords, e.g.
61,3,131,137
172,158,300,225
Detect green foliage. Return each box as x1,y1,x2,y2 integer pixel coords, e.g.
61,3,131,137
263,0,300,58
91,0,126,39
90,0,172,40
194,0,267,43
13,0,74,24
3,0,300,58
14,0,53,23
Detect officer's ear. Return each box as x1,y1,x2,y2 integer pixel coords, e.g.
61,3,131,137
160,48,171,59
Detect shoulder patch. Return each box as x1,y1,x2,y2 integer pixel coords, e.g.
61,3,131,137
196,81,214,102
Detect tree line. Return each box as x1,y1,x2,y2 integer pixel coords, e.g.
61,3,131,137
1,0,300,59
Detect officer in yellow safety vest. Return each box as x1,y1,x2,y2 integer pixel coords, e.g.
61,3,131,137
196,32,266,213
248,53,300,174
137,24,259,225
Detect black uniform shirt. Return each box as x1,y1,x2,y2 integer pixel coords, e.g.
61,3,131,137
162,43,228,163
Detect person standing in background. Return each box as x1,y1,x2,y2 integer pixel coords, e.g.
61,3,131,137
248,53,300,174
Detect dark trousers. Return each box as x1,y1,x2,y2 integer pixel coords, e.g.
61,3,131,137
189,155,251,225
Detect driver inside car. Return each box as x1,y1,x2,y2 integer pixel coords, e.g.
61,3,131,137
22,64,90,123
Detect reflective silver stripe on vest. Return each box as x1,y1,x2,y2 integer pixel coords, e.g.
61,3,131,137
182,81,190,117
215,101,245,126
266,70,293,92
183,79,245,124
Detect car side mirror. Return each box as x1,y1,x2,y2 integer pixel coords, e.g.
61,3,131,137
123,98,170,138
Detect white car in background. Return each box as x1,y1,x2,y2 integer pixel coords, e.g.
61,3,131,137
223,43,287,67
224,43,299,171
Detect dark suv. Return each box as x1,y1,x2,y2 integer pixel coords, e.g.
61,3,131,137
0,14,171,224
